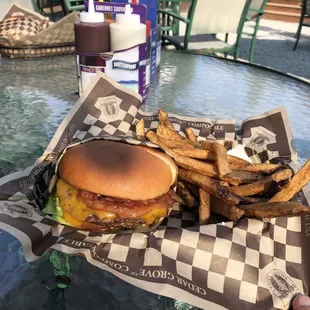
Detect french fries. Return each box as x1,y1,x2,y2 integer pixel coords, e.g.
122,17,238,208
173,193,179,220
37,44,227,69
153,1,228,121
233,163,280,174
158,109,175,131
238,202,310,219
156,123,198,148
223,171,263,184
198,189,211,224
185,128,197,141
146,131,218,177
211,197,245,221
135,118,145,140
158,139,196,150
212,142,232,178
185,183,200,199
176,182,196,208
138,109,310,223
269,159,310,202
175,193,187,206
230,169,292,197
178,168,242,207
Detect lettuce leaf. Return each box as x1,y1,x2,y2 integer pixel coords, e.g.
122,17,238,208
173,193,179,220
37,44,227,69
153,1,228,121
43,192,69,226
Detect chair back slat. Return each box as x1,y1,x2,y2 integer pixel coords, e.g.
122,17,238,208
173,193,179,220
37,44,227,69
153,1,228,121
191,0,248,35
306,0,310,15
248,0,264,19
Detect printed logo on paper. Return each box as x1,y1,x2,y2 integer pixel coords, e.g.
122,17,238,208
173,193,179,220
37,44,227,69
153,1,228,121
0,201,33,218
112,60,140,70
99,52,114,61
97,96,120,119
267,269,300,306
304,215,310,237
247,127,276,149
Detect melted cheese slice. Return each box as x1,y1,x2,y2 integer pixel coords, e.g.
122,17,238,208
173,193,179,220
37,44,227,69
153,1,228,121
56,179,167,227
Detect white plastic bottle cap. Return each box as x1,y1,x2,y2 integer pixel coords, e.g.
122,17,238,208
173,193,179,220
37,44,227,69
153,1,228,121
80,0,104,23
116,4,140,25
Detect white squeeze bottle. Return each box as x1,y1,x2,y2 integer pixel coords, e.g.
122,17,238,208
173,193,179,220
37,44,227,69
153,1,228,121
110,4,146,52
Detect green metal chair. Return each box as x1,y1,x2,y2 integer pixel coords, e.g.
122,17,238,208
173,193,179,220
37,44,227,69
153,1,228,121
37,0,66,21
243,0,268,63
64,0,85,13
293,0,310,50
158,1,185,36
31,0,41,13
160,0,252,62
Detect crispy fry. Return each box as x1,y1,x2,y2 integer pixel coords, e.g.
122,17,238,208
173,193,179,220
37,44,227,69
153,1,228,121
220,181,230,187
197,140,214,151
135,118,145,140
185,183,199,199
228,155,250,165
230,169,292,197
224,141,235,151
178,168,242,206
158,109,175,131
270,169,293,182
173,155,217,178
146,131,218,177
170,148,251,168
223,171,263,184
228,161,250,170
156,123,194,146
174,193,187,206
238,202,310,219
172,148,215,160
234,163,281,174
185,128,197,141
241,196,269,203
160,139,196,150
211,197,245,221
176,182,196,207
212,142,232,178
269,159,310,202
198,189,211,224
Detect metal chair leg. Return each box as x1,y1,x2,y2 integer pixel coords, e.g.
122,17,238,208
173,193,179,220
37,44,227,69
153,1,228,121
50,4,56,22
293,15,304,51
249,14,262,63
224,33,229,58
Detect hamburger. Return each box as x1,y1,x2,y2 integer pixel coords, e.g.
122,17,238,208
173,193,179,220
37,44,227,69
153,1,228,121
44,140,177,231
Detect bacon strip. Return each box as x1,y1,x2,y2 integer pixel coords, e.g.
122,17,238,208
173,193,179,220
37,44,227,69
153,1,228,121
77,189,175,218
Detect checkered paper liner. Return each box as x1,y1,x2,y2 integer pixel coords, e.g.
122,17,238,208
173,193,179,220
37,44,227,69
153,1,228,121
0,4,77,48
0,73,309,310
0,3,49,46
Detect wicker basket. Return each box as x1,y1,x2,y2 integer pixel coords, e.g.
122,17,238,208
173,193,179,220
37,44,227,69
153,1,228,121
0,4,79,59
0,44,75,59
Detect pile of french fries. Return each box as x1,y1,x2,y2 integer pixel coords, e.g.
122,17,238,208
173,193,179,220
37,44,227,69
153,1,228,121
136,109,310,224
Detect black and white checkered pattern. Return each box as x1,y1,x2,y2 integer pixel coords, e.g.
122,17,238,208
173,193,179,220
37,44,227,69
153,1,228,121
0,16,43,43
0,75,305,310
72,99,139,141
2,198,304,309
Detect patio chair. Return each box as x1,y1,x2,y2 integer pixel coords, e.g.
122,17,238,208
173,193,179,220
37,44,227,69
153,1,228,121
160,0,252,61
64,0,85,14
293,0,310,50
37,0,66,21
31,0,40,12
158,1,184,36
243,0,268,63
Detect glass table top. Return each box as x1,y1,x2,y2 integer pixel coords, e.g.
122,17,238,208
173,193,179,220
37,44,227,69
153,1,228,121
0,50,309,309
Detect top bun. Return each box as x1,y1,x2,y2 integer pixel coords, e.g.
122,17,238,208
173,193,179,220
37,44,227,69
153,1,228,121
58,140,177,200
